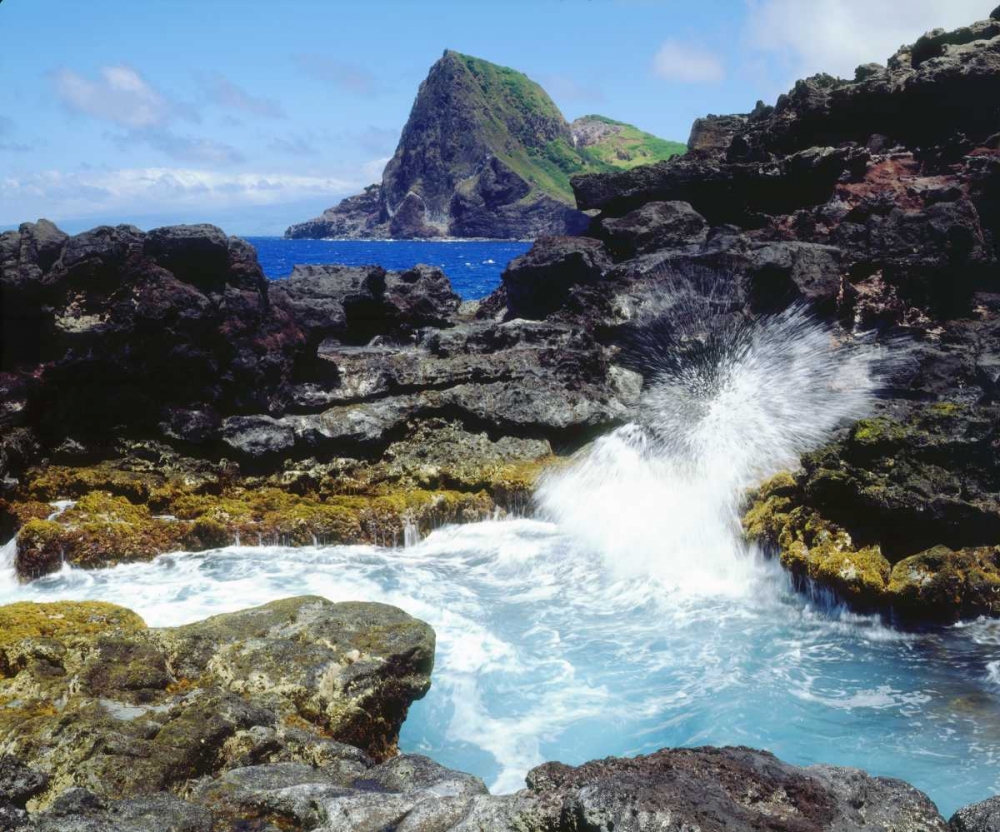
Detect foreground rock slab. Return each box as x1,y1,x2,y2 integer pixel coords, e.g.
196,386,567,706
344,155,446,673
2,744,953,830
0,597,434,810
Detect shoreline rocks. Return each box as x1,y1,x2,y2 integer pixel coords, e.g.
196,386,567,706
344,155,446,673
0,597,434,811
0,595,962,830
0,219,633,578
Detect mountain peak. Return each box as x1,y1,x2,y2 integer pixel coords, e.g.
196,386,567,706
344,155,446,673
286,53,684,240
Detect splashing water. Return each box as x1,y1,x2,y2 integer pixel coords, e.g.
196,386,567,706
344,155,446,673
3,304,1000,815
538,304,882,592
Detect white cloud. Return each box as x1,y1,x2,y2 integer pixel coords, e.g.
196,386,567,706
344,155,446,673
0,167,367,225
53,65,180,129
294,55,380,95
198,72,285,119
653,40,726,83
745,0,990,80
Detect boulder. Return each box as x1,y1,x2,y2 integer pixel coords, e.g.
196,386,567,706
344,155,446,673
687,113,748,156
951,795,1000,831
0,597,434,808
270,264,387,345
597,201,710,259
143,225,232,293
501,236,612,319
384,264,461,329
518,747,947,831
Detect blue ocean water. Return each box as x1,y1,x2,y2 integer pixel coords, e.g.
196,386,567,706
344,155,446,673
247,238,532,300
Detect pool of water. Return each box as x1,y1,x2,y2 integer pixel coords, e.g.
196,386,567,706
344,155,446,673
2,521,999,816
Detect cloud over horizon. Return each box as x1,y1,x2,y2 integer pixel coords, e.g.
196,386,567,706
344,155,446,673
744,0,989,81
652,41,726,83
0,166,365,227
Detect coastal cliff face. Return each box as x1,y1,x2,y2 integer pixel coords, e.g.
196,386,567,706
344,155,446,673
284,51,684,240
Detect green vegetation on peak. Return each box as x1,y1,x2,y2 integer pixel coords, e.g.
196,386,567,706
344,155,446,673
422,52,685,204
571,115,687,171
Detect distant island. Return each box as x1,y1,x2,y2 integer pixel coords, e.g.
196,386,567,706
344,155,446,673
284,50,685,240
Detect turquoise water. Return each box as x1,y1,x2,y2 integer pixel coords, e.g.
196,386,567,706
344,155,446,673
2,523,999,817
247,238,531,300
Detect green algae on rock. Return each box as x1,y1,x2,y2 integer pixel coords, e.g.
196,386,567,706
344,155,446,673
0,596,434,809
1,440,557,579
742,403,1000,621
889,545,1000,622
743,473,892,607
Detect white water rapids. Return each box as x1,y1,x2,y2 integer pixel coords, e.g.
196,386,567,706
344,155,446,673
2,305,1000,815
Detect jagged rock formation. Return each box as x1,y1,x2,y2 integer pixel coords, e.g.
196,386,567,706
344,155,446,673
0,597,433,810
3,746,955,830
0,221,633,576
285,51,682,240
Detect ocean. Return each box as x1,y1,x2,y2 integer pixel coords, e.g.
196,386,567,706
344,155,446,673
246,237,533,300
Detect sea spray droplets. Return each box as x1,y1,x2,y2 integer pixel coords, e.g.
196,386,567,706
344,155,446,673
537,304,885,593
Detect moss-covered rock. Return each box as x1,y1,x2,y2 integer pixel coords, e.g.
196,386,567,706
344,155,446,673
0,601,144,651
744,472,892,607
888,545,1000,621
1,430,558,579
15,492,187,577
0,596,434,808
743,404,1000,622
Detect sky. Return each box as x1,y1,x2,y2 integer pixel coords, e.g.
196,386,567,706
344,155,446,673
0,0,991,235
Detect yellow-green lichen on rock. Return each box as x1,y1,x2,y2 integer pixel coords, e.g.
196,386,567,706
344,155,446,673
1,434,561,580
742,451,1000,621
0,601,145,650
888,545,1000,620
0,596,435,807
742,472,892,606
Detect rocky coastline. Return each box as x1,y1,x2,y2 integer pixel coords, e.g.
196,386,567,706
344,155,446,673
0,595,989,831
3,8,1000,830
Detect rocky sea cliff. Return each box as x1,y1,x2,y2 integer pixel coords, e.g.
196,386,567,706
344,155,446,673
3,8,1000,831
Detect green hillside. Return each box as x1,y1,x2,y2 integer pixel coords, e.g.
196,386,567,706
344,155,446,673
449,52,610,203
572,115,687,171
448,54,684,204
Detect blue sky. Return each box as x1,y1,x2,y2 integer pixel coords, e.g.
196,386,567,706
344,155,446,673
0,0,988,234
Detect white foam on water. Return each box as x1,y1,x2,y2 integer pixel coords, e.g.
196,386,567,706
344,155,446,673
537,305,882,594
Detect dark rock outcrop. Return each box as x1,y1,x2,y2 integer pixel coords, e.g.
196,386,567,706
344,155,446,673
3,739,952,830
467,10,1000,622
499,235,613,320
951,795,1000,831
0,217,636,576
